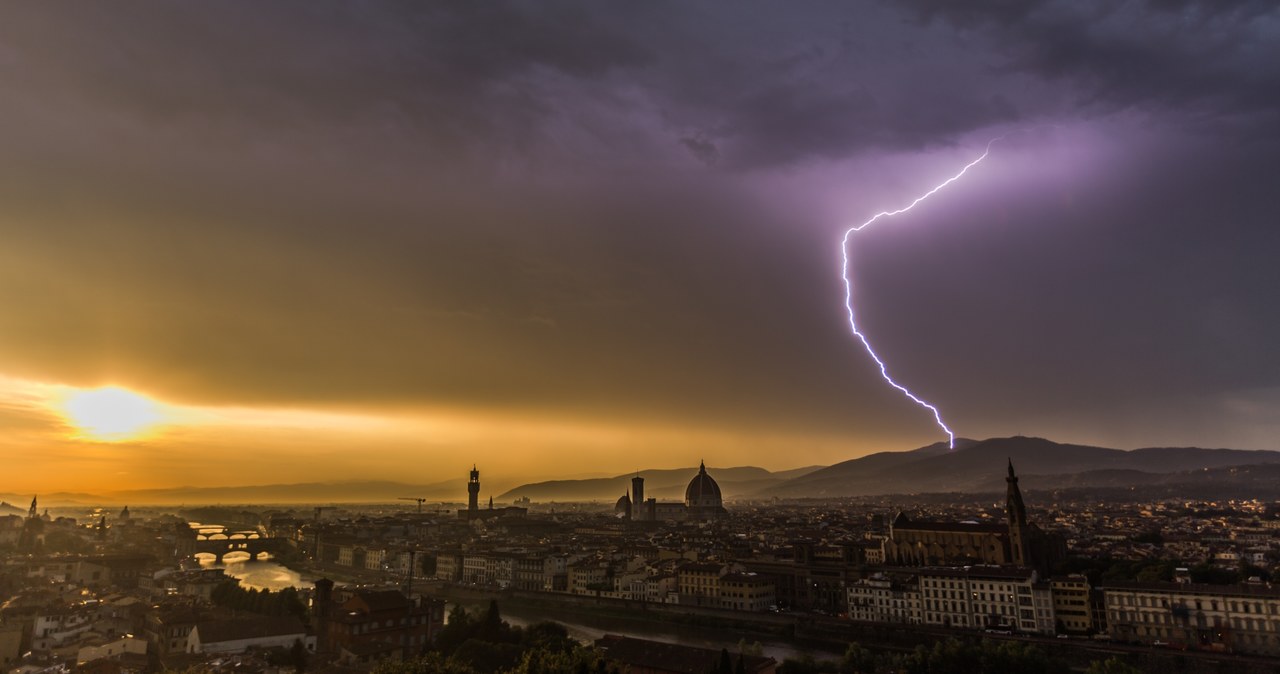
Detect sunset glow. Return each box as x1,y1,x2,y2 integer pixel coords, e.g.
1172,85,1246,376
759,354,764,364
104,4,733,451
0,3,1275,500
62,386,164,441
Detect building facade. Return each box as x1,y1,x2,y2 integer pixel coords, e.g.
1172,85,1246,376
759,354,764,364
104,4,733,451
1051,575,1094,634
1104,581,1280,656
847,574,922,624
919,566,1050,634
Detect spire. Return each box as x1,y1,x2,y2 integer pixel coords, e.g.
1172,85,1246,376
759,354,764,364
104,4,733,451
28,496,37,519
699,460,706,473
1006,457,1030,566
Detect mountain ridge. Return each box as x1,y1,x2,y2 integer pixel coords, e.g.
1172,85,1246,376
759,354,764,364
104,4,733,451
757,436,1280,498
496,465,825,502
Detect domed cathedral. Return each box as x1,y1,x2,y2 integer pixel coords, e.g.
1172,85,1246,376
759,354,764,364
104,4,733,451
614,491,632,519
619,462,727,522
685,461,727,520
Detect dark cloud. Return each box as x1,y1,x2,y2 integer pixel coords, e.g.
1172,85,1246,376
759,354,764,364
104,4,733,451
901,0,1280,128
680,136,720,166
0,0,1276,461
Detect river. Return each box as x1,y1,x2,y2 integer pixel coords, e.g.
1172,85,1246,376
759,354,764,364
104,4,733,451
185,521,838,662
189,521,312,591
451,601,844,665
199,558,312,591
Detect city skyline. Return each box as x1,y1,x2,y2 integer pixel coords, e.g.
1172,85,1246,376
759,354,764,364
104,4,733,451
2,3,1279,493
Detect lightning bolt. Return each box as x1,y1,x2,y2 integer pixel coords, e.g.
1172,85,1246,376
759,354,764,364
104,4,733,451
841,139,1000,449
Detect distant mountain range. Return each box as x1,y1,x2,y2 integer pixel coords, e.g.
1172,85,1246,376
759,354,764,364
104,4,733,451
757,436,1280,498
495,465,825,502
8,436,1278,506
497,436,1280,501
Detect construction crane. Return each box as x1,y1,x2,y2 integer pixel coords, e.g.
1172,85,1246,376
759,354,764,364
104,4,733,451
398,497,428,514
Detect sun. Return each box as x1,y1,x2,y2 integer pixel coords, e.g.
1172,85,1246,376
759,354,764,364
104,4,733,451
62,386,164,441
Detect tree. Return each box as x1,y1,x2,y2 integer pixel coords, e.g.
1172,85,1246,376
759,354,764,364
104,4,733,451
523,622,574,654
778,653,837,674
842,642,876,674
372,652,478,674
289,638,308,674
452,638,523,672
1085,657,1143,674
716,648,733,674
504,644,621,674
434,605,476,656
478,600,505,641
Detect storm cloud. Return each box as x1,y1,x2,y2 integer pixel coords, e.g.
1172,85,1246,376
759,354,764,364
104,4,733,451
0,1,1277,490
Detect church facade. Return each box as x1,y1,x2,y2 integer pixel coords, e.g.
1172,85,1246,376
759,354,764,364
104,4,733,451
882,461,1065,573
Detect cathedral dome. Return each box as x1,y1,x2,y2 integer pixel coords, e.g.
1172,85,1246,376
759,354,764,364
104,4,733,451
684,461,722,508
614,492,631,517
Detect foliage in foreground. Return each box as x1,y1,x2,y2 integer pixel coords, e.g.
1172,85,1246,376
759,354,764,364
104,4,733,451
209,581,308,620
374,601,621,674
830,638,1071,674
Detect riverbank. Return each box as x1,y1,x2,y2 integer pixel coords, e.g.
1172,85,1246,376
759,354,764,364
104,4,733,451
429,585,1280,674
436,586,843,665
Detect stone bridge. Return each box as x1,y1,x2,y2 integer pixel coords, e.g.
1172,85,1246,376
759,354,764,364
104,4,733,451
178,525,292,564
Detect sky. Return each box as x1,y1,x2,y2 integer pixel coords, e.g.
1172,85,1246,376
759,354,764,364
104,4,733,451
1,1,1278,496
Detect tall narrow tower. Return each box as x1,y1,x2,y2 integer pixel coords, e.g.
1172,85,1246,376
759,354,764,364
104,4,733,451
467,465,480,517
631,475,645,520
1006,459,1030,567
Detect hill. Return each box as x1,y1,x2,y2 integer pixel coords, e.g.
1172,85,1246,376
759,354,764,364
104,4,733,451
758,436,1280,498
497,465,825,502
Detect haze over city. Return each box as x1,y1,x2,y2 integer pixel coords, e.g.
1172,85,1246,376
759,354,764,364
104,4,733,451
2,2,1278,496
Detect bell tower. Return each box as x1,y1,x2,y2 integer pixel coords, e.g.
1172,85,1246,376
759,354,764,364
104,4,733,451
467,465,480,517
1006,459,1030,566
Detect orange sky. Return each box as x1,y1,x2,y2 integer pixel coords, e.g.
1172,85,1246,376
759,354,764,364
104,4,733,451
4,4,1278,501
0,375,874,497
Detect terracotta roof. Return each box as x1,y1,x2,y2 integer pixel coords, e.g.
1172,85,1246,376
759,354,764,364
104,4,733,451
347,589,412,613
192,616,306,644
684,463,722,503
678,562,725,574
894,519,1007,533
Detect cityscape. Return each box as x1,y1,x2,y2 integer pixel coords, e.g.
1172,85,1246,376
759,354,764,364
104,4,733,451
5,442,1280,673
3,3,1279,674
